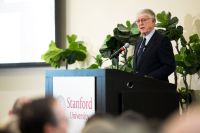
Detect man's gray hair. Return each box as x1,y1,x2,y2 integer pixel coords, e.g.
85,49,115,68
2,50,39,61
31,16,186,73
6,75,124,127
137,9,156,22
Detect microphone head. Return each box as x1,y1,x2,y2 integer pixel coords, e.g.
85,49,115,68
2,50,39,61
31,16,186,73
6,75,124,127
124,43,130,48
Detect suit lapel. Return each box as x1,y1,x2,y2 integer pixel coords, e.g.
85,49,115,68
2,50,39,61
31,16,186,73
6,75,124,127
134,38,143,67
137,31,159,68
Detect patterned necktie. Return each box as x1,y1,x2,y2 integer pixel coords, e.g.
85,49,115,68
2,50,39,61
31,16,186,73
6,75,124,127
136,38,146,65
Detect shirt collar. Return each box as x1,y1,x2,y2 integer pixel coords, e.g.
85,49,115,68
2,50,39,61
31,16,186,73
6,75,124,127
143,29,155,46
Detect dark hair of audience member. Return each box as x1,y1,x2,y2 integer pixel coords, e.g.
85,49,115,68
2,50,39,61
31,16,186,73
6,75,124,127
0,129,13,133
9,97,30,116
19,97,58,133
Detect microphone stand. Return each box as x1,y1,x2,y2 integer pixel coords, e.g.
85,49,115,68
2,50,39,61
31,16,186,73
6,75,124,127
124,47,128,63
116,56,119,69
112,56,119,69
119,48,128,70
110,46,128,70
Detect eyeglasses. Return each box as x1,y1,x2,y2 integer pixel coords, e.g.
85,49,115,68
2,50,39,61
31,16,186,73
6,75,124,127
135,18,151,24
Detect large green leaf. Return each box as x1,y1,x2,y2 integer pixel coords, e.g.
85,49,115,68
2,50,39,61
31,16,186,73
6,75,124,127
95,54,103,66
168,17,178,28
156,11,170,28
130,23,140,35
189,34,199,44
157,29,168,36
41,34,87,67
65,34,87,64
87,54,103,69
165,26,183,41
66,50,86,64
99,36,122,58
103,35,112,45
180,35,187,47
117,24,129,32
114,28,130,43
99,47,111,58
41,41,65,68
156,11,179,30
192,43,200,56
66,34,77,44
87,64,99,69
126,20,132,30
105,36,119,49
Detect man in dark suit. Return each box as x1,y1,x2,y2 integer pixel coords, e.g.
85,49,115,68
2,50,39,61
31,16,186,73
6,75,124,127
134,9,175,82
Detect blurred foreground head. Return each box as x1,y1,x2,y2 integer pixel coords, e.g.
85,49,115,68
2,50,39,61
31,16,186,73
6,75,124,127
19,97,67,133
9,97,31,116
82,111,153,133
161,104,200,133
82,115,116,133
0,129,13,133
116,110,153,133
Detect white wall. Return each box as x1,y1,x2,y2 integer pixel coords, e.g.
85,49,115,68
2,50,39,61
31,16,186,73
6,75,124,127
1,0,200,123
66,0,200,55
0,67,47,121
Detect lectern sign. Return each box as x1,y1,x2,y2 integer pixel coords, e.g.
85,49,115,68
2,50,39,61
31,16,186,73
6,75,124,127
53,77,95,133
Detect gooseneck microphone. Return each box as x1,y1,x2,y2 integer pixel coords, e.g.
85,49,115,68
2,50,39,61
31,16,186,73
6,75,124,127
109,43,130,59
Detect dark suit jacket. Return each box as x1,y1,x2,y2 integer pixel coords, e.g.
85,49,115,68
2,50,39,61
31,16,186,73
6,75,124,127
133,30,175,81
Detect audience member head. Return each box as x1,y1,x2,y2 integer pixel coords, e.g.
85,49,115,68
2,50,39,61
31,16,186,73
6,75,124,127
85,112,113,126
9,97,31,116
3,117,20,133
116,110,153,133
160,104,200,133
82,120,116,133
0,97,30,133
119,110,147,123
82,111,154,133
19,96,67,133
82,113,116,133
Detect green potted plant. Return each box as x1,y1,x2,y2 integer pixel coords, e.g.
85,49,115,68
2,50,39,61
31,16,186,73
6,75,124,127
41,34,87,69
99,21,140,72
155,11,200,108
175,34,200,107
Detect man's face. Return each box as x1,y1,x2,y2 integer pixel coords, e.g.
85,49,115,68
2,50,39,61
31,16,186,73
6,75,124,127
136,14,155,36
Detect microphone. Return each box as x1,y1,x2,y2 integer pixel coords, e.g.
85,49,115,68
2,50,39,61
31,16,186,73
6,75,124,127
109,43,129,59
